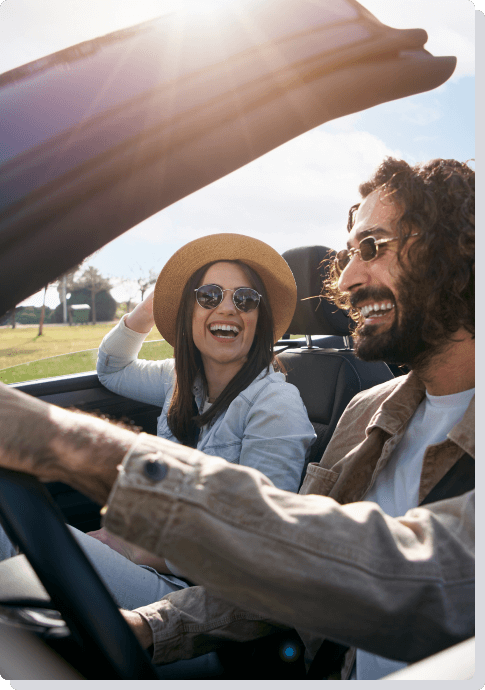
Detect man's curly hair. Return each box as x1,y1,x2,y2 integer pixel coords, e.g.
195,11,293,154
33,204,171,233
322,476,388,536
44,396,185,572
324,157,475,344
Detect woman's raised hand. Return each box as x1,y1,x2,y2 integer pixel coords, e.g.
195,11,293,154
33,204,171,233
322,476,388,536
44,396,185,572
139,288,155,317
125,288,155,333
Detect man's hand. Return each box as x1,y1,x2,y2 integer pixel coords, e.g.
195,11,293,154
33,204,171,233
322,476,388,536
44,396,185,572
120,609,154,649
0,382,136,505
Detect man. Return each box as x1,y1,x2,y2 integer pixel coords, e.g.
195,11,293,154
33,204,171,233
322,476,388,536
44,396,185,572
0,157,474,679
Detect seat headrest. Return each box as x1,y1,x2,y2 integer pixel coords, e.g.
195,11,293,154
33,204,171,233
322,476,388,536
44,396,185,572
282,246,351,336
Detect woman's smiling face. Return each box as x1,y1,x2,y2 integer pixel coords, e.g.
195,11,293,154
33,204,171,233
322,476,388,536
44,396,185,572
191,261,259,373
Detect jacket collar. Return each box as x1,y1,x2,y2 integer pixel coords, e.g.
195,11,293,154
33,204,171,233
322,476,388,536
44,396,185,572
367,371,426,436
368,370,475,457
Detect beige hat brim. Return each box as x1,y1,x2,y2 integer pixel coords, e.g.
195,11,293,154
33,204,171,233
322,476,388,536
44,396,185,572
153,233,296,347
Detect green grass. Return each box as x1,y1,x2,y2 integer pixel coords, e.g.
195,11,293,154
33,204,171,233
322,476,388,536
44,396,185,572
0,338,173,385
0,322,302,385
0,323,163,369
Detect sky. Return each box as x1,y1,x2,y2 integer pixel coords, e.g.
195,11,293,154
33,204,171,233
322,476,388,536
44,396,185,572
0,0,476,308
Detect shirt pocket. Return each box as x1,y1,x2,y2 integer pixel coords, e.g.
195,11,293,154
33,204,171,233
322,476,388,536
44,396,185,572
300,463,339,496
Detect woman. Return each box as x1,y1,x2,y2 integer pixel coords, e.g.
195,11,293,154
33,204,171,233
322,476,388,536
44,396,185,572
97,233,314,492
0,234,315,614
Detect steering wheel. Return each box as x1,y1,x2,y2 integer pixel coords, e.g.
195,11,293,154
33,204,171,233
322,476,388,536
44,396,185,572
0,467,159,679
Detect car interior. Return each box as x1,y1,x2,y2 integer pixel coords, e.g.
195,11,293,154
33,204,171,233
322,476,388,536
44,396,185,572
0,0,470,679
278,245,396,482
0,243,400,679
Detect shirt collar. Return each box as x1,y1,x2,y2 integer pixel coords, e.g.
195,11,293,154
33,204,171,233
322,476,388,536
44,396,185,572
191,364,275,407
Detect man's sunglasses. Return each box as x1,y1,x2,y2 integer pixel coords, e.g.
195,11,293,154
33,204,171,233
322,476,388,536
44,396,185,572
195,284,261,313
335,233,418,273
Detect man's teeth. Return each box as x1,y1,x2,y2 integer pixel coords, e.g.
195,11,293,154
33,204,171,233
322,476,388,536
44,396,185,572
209,324,240,337
361,302,394,318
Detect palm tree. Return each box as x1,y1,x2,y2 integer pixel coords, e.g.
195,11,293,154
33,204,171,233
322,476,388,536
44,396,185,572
77,266,112,324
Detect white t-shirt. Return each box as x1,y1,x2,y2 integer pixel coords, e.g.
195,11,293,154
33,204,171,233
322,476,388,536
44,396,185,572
353,386,474,680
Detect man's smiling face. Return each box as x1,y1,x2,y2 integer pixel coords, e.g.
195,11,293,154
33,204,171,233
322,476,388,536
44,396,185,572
337,190,431,366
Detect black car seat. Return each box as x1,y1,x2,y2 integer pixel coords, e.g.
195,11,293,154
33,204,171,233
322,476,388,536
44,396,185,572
278,245,394,477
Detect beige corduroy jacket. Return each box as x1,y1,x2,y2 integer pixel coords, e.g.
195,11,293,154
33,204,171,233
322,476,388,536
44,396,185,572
104,372,475,676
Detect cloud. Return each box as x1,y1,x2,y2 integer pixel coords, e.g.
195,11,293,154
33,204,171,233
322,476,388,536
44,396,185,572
118,125,400,260
128,215,176,243
19,285,60,309
412,135,439,143
110,280,142,303
395,102,443,127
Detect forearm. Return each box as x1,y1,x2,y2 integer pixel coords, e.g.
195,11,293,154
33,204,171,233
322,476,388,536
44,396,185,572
96,316,169,407
0,383,135,506
0,384,474,663
104,434,474,662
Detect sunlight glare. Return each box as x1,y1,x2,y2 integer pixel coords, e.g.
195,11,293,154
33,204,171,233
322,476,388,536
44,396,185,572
180,0,241,17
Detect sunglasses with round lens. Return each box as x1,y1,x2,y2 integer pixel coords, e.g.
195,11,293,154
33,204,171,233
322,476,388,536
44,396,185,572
195,284,261,313
335,233,418,273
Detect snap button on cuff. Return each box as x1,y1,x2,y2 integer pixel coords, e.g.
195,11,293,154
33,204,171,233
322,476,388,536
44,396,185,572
143,459,168,481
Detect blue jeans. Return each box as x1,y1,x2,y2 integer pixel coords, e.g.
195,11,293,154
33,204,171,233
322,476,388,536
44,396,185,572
0,523,224,677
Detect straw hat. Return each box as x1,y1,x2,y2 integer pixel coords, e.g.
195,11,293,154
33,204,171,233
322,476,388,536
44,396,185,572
153,233,297,346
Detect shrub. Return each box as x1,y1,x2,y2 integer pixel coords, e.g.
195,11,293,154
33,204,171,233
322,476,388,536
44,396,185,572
53,289,117,323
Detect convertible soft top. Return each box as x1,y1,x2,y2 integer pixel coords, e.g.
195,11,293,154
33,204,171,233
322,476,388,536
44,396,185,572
0,0,455,316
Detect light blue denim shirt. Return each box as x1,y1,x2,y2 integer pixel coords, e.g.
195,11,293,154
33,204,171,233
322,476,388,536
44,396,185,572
97,317,315,493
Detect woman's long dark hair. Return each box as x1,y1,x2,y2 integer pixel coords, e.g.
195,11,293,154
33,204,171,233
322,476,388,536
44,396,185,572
167,260,278,446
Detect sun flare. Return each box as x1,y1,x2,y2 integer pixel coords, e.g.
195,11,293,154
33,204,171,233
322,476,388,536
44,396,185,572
179,0,241,16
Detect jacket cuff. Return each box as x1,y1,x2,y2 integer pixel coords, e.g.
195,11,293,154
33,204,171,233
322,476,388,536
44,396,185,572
134,598,184,665
102,432,197,551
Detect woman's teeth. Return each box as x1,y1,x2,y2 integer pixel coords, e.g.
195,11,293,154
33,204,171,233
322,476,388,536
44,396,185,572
209,324,240,338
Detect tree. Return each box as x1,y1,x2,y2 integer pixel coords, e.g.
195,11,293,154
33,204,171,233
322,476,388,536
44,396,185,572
56,263,84,323
117,267,158,316
137,268,158,301
2,307,17,329
52,266,116,324
38,285,48,336
119,284,139,316
52,288,116,323
76,266,112,324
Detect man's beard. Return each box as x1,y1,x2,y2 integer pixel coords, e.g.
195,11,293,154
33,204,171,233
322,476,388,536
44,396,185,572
351,283,437,369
